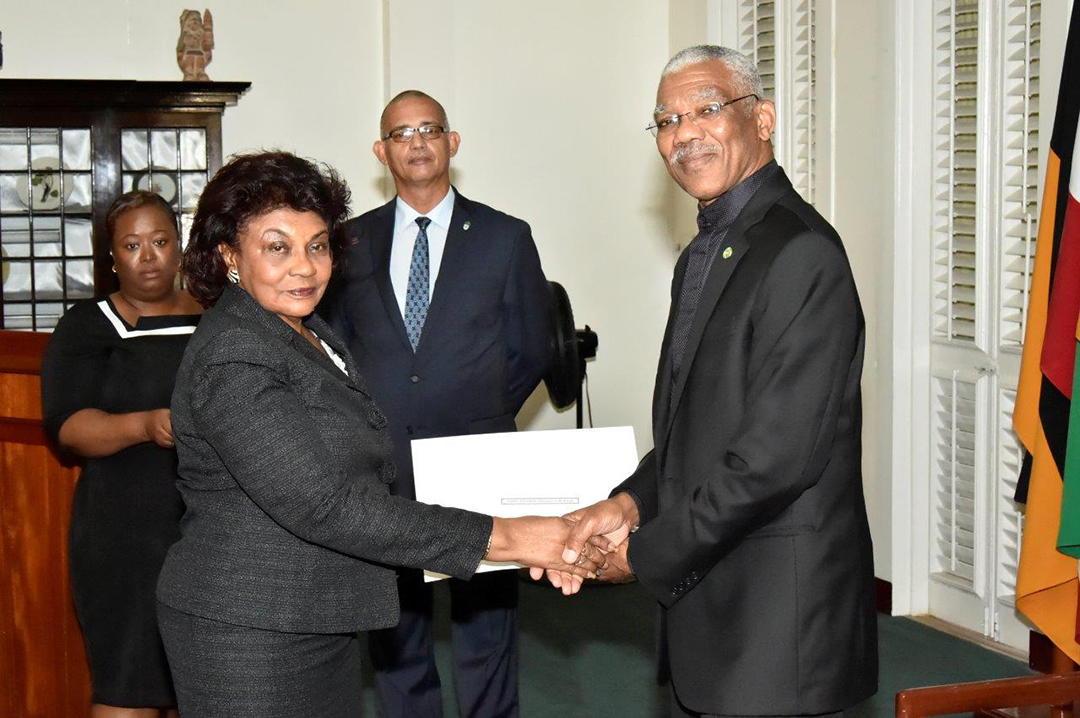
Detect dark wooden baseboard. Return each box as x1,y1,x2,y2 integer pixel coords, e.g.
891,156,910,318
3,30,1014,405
1029,631,1079,673
1031,631,1054,673
875,577,892,615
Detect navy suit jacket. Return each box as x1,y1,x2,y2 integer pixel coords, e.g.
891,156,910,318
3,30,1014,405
320,190,552,499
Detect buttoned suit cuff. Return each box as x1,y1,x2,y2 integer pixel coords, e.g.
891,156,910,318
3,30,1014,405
626,523,705,609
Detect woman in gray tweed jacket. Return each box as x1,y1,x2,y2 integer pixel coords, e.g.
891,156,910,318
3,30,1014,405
155,151,601,716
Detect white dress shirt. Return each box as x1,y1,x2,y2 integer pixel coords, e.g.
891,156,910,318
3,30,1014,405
389,188,455,316
315,335,348,376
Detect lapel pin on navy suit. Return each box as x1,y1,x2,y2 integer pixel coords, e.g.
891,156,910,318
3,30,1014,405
463,221,471,231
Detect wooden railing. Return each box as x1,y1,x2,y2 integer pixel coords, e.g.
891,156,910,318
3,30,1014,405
0,329,91,717
896,649,1080,718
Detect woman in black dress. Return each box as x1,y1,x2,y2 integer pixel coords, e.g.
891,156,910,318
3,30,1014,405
41,190,202,717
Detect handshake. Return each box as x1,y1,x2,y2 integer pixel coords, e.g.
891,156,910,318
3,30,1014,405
486,492,642,596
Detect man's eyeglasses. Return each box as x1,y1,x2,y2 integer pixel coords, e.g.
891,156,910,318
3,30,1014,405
382,125,450,143
646,94,758,137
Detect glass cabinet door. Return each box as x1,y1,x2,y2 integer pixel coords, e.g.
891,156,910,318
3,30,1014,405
0,127,94,331
120,127,209,249
0,79,247,332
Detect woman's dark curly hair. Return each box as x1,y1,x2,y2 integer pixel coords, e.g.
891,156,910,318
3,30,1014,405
182,151,352,307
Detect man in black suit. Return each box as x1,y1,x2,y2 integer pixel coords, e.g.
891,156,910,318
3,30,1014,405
556,46,878,717
321,91,551,718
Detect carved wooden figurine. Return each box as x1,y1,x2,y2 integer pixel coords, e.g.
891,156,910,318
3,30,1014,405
177,9,214,81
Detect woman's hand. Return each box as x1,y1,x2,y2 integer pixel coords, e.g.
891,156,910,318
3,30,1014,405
531,538,635,593
486,516,605,595
58,407,175,457
142,408,174,448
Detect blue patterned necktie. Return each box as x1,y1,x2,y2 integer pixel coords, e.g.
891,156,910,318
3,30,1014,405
404,216,431,351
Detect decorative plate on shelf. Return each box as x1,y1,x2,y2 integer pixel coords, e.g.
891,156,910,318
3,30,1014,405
135,173,178,203
15,157,75,211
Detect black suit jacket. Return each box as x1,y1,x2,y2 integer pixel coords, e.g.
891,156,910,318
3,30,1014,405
618,169,877,715
320,190,552,498
157,284,491,634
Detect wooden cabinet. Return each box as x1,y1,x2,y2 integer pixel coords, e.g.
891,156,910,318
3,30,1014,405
0,333,89,717
0,79,247,716
0,79,248,330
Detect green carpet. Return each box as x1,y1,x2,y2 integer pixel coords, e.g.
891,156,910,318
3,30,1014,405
356,576,1032,716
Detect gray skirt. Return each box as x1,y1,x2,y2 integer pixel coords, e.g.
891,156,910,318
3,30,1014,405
157,602,362,717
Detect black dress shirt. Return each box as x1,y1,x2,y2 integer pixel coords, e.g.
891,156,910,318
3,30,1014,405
668,160,779,395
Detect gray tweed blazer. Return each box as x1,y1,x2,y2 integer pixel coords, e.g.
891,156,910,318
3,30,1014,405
156,283,491,634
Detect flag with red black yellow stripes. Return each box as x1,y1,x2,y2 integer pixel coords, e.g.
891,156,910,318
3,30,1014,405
1014,0,1080,662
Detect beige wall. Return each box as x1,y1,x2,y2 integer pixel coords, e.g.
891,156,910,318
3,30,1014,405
2,0,679,459
2,1,897,577
382,0,678,455
829,2,897,580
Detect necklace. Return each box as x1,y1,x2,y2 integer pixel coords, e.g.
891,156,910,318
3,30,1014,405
300,325,328,355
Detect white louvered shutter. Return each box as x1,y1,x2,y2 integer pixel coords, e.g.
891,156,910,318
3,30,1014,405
922,0,1045,650
736,0,816,204
996,387,1024,607
788,0,816,203
933,0,980,343
931,374,981,589
739,2,778,102
998,0,1042,349
739,0,780,163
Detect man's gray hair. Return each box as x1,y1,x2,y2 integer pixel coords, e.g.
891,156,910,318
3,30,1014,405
662,45,766,99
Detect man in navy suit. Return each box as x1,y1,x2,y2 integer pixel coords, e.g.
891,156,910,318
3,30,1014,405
321,90,551,718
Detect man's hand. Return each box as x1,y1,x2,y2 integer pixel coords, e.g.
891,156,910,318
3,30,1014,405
596,540,635,584
489,516,604,598
561,493,640,563
526,493,640,596
529,537,635,591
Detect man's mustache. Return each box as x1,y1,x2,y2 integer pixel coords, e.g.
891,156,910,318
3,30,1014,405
407,150,435,162
669,143,721,166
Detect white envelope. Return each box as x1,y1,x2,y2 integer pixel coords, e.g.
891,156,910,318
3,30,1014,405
411,426,639,582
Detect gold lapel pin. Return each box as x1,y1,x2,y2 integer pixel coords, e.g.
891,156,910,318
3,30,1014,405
463,221,471,231
722,246,733,259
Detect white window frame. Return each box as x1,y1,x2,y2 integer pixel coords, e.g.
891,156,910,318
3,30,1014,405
712,0,826,210
893,0,1066,650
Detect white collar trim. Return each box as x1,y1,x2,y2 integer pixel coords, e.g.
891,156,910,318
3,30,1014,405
97,300,197,339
